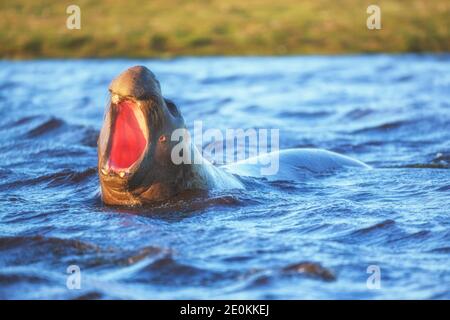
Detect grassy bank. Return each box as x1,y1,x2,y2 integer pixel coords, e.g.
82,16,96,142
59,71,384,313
1,0,449,58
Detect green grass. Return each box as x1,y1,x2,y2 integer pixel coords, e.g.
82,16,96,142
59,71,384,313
1,0,449,58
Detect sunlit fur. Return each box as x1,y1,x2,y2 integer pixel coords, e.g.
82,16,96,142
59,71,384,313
98,66,242,206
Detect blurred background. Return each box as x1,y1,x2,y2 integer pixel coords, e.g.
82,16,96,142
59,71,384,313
1,0,449,58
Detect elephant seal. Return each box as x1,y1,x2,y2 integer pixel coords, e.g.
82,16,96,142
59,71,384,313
98,66,369,206
98,66,242,205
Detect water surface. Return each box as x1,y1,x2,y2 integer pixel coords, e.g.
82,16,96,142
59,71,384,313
0,55,449,299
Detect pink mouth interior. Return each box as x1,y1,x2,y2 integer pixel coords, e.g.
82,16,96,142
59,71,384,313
109,100,146,170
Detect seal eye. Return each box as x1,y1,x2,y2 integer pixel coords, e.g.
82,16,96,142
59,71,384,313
165,99,180,117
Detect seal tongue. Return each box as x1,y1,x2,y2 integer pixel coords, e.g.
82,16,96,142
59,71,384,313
109,100,146,170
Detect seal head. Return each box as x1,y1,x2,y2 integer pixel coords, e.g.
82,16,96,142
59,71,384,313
98,66,187,205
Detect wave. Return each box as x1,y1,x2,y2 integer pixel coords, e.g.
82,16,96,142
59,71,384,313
0,168,97,191
333,219,401,245
277,110,331,118
388,152,450,169
110,190,252,218
2,115,42,129
240,261,336,292
80,127,99,147
26,117,65,138
386,230,431,244
281,261,336,282
352,120,410,134
350,219,396,235
4,116,99,150
436,185,450,191
0,270,46,286
0,235,97,250
110,251,233,286
429,247,450,254
396,163,449,169
343,108,375,120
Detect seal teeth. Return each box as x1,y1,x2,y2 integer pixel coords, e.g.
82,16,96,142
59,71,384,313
101,168,108,175
111,94,120,104
119,171,126,178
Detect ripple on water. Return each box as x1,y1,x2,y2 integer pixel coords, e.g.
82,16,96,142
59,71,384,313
25,117,65,138
242,261,336,292
352,120,411,134
335,219,400,246
281,262,336,282
0,235,98,253
0,168,97,191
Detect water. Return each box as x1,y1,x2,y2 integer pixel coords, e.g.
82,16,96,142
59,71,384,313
0,55,449,299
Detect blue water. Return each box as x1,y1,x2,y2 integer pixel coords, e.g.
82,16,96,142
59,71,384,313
0,55,449,299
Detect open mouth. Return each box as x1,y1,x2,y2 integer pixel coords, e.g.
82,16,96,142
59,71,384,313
108,99,147,173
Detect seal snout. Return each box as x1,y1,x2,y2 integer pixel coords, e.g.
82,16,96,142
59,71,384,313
98,66,189,205
109,65,161,100
99,66,163,179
